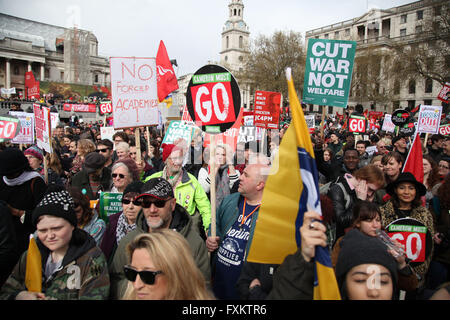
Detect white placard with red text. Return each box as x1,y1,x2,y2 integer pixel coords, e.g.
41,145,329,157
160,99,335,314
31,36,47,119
33,104,52,153
9,111,34,144
110,57,159,129
417,105,442,134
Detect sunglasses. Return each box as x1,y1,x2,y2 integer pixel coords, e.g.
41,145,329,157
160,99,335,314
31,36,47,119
122,198,141,206
123,266,163,285
96,148,109,153
112,173,127,179
139,198,170,208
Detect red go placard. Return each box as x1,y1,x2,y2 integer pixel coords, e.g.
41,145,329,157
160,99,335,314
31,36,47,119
348,116,366,133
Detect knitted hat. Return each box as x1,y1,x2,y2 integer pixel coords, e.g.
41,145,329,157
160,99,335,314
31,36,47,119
161,143,182,162
0,148,30,176
335,229,398,298
83,152,106,173
136,177,174,201
32,186,77,227
24,145,44,162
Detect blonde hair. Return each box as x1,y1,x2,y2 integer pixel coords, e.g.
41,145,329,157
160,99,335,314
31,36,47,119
77,139,96,157
122,230,214,300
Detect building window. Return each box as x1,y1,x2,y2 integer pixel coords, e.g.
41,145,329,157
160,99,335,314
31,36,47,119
239,36,243,49
393,101,400,109
408,100,415,109
45,68,50,79
417,10,423,20
400,28,407,37
394,80,400,95
324,33,329,39
13,66,20,75
415,25,422,34
434,5,441,16
239,56,243,62
234,9,237,16
425,78,433,93
424,99,432,105
408,79,416,94
345,28,350,36
224,56,228,62
334,31,339,39
94,74,99,83
226,36,229,49
400,14,407,24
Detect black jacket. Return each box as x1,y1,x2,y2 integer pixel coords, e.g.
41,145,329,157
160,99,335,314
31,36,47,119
236,262,279,300
0,200,19,288
327,176,358,241
70,168,112,200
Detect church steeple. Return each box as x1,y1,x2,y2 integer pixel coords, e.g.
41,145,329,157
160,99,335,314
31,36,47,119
220,0,250,73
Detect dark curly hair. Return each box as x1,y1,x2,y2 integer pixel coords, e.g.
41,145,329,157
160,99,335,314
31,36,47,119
437,174,450,209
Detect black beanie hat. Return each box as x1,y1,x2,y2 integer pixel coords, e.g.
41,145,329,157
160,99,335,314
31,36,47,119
0,148,30,176
335,229,398,298
32,186,77,227
123,181,144,196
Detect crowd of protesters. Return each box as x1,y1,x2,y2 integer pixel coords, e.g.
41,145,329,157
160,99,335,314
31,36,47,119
0,99,449,301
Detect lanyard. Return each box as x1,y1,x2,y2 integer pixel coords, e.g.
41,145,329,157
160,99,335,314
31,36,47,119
240,198,260,228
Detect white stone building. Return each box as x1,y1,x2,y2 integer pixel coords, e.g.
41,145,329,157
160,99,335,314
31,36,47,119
304,0,448,114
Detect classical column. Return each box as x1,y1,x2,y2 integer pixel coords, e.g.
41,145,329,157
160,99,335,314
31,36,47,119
5,59,11,97
40,63,45,81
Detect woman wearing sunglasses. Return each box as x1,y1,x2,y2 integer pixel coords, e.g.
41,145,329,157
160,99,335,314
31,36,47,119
100,182,143,263
122,230,214,300
110,159,140,194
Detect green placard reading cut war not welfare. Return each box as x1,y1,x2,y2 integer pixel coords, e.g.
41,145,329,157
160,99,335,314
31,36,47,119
99,192,123,223
302,39,357,108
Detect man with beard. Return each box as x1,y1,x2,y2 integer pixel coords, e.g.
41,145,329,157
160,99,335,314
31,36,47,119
392,135,409,163
109,177,210,299
144,143,211,239
70,152,112,200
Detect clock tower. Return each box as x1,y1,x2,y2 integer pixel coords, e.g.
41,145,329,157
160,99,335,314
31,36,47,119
220,0,250,73
220,0,251,108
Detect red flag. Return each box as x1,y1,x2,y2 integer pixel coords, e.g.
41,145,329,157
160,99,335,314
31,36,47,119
402,132,424,183
156,40,178,102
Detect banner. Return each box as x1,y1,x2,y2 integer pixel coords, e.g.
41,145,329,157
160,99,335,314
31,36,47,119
302,39,356,108
437,82,450,103
348,115,366,133
25,71,40,99
156,40,179,102
33,104,52,153
99,192,123,223
381,114,396,133
9,111,34,144
254,90,281,129
417,105,442,134
63,103,96,113
110,57,159,129
1,87,16,95
100,127,115,141
161,120,195,145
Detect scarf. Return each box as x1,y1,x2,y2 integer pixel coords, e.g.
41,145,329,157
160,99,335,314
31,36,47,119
3,170,43,186
116,212,137,244
162,165,182,189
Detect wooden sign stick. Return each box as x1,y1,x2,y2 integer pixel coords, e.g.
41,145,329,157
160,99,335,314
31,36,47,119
209,134,217,238
135,128,141,164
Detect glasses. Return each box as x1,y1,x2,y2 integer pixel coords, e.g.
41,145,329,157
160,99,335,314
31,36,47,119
139,198,170,208
123,266,162,285
112,173,127,179
96,148,109,153
439,164,449,169
122,198,141,206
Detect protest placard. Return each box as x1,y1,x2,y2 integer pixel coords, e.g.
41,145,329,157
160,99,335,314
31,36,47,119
99,192,123,223
9,111,34,144
110,57,159,129
437,82,450,103
302,39,356,108
348,115,366,133
254,90,281,129
439,124,450,136
33,104,52,153
162,120,195,145
417,105,442,134
381,114,396,133
0,116,20,141
100,127,115,142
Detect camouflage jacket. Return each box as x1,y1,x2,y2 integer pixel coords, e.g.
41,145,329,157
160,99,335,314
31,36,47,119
0,229,110,300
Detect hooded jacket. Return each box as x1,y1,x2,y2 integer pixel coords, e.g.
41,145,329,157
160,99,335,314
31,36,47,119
108,204,211,300
0,229,110,300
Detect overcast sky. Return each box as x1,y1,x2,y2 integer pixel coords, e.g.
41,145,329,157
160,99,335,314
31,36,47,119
1,0,416,76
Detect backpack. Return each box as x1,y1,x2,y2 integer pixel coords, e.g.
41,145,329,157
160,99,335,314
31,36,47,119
319,178,351,211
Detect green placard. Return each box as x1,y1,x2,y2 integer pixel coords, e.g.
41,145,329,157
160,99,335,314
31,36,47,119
302,39,357,108
99,192,123,223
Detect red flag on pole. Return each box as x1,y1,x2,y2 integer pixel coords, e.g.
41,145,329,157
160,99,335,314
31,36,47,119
402,132,424,183
156,40,178,103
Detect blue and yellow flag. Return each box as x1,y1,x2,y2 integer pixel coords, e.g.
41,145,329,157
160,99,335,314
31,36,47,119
247,68,341,300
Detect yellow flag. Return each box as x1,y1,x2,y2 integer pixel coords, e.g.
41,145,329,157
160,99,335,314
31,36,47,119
25,235,42,293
